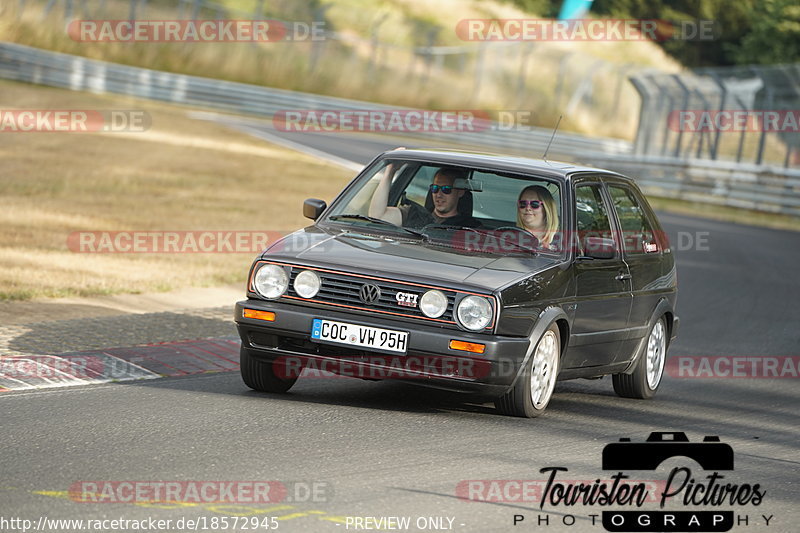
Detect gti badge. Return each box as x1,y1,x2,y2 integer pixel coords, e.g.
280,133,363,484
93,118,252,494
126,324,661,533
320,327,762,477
395,291,419,308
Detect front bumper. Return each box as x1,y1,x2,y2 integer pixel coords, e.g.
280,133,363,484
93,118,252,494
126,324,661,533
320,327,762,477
234,299,531,396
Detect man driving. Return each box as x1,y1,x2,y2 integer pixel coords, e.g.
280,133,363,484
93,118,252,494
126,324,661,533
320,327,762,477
368,163,478,228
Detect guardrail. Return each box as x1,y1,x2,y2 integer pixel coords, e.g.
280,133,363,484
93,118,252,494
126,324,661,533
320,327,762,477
0,41,629,157
586,154,800,216
1,41,799,216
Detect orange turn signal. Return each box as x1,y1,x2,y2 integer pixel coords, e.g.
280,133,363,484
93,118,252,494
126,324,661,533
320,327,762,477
449,340,485,354
243,309,276,322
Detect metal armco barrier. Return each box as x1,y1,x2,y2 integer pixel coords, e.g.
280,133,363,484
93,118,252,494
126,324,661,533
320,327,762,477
2,42,799,216
0,42,628,156
586,154,800,216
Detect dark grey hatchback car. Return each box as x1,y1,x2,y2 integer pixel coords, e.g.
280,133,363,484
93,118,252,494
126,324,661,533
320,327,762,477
235,149,678,417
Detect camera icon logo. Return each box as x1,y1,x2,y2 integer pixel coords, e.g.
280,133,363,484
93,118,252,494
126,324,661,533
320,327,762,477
602,432,734,471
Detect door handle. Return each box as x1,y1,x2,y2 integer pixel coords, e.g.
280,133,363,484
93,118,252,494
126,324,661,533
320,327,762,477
615,272,632,281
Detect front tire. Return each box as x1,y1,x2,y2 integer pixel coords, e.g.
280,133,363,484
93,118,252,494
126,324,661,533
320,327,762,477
613,316,667,399
240,346,300,393
495,324,560,417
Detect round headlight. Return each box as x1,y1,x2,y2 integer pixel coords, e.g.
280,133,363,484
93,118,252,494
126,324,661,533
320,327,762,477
294,269,321,299
456,295,493,331
420,290,447,318
253,264,288,299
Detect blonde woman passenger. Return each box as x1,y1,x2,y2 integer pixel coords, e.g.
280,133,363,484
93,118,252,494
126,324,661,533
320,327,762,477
516,185,559,250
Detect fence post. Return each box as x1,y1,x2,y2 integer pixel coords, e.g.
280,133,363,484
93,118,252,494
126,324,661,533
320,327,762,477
191,0,201,20
707,72,726,160
368,14,388,78
309,5,331,74
41,0,57,19
565,60,603,116
609,64,632,119
670,74,691,158
755,87,773,165
554,53,573,108
471,43,485,104
419,27,439,88
515,43,534,108
694,91,713,159
660,92,674,157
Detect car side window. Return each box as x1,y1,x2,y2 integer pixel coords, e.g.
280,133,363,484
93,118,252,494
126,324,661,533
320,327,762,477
575,184,612,235
607,185,658,255
574,184,613,255
402,165,436,206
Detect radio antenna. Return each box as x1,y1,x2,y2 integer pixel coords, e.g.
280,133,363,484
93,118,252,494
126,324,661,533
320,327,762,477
542,115,563,162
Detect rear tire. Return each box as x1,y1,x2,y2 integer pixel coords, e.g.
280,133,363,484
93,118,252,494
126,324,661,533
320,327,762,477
240,346,300,393
613,316,667,399
495,324,560,418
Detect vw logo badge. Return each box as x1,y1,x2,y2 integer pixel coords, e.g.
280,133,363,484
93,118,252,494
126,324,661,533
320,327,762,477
359,283,381,304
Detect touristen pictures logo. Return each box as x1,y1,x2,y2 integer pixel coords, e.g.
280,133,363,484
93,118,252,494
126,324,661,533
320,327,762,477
480,432,768,532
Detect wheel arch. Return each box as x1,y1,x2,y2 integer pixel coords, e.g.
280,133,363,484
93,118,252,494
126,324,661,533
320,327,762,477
620,298,674,375
505,306,570,392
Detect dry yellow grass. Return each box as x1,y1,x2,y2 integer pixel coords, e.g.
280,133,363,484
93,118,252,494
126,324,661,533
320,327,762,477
0,79,353,300
0,0,682,140
647,197,800,233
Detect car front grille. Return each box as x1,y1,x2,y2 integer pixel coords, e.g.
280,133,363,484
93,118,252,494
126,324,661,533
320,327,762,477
285,268,458,325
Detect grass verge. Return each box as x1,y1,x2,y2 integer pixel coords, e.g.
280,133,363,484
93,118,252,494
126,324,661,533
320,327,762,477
648,196,800,233
0,79,353,300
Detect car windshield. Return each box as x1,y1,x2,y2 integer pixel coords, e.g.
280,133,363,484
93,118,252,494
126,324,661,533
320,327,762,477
322,158,565,257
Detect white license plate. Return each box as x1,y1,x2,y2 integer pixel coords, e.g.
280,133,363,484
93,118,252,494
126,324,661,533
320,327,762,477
310,319,408,353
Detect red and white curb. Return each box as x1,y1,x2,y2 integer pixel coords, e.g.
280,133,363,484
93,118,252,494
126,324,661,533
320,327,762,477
0,337,240,392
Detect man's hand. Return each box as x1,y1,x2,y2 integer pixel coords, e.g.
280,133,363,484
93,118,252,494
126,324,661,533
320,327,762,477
368,159,404,226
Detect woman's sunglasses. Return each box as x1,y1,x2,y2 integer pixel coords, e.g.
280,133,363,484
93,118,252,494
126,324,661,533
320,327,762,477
518,200,543,209
429,184,454,194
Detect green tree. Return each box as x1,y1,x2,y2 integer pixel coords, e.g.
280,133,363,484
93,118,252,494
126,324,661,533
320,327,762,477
729,0,800,65
591,0,754,66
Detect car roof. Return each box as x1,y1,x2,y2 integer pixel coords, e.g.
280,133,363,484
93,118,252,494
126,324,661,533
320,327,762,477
377,148,630,182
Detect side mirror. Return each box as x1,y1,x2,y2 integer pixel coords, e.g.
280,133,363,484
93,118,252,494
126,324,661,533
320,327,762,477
581,236,617,260
303,198,327,221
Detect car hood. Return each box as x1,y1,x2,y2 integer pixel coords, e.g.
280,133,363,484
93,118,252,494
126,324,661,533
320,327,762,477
262,227,562,291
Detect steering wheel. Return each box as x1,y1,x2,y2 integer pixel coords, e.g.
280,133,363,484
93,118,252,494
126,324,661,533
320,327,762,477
495,226,537,238
493,226,541,249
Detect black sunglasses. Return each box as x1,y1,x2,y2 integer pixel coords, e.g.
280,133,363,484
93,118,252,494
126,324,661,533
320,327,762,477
429,184,454,194
518,200,544,209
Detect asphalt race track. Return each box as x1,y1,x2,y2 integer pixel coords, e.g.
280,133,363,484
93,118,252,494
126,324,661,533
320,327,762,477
1,127,798,533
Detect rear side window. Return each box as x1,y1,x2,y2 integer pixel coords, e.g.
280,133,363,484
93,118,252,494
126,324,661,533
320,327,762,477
607,185,659,255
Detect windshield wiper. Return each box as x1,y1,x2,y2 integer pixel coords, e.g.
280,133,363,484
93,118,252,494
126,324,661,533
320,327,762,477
422,225,538,255
423,224,484,233
328,214,428,240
